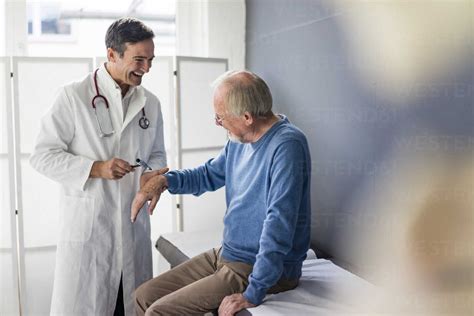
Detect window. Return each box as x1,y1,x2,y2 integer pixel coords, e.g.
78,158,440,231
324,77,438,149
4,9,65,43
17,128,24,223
26,0,176,56
27,1,74,41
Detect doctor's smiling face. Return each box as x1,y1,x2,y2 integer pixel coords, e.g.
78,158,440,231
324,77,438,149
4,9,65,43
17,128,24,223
107,38,155,95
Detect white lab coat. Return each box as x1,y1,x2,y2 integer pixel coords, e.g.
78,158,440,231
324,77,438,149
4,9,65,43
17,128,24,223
30,64,167,315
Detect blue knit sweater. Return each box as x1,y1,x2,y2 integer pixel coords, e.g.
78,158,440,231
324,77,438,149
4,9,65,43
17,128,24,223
165,115,311,305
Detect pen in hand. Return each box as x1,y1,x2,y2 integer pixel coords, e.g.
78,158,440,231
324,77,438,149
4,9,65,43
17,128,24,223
131,158,152,170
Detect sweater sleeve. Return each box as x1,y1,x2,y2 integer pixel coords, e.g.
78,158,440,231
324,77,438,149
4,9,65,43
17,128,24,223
243,140,308,305
165,144,227,195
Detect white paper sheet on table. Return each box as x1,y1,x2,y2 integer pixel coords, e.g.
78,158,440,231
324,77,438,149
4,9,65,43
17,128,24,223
239,258,383,316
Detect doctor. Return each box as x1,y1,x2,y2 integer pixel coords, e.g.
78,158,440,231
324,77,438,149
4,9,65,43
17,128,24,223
30,18,167,315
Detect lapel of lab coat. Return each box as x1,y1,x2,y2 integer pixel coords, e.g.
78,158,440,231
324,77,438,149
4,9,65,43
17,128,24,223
97,64,147,136
97,64,124,135
122,87,146,132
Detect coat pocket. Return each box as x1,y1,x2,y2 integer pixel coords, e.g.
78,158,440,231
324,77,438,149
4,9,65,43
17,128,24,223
59,195,95,243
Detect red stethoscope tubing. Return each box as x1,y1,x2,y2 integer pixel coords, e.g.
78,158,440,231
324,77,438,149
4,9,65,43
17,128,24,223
91,68,146,118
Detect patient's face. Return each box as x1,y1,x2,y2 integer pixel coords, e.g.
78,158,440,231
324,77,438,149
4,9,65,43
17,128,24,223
213,86,250,143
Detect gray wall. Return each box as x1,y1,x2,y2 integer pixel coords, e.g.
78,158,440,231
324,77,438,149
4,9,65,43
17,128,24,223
246,0,473,277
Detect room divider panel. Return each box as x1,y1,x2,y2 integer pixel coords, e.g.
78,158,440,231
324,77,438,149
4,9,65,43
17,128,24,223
12,57,93,315
0,57,21,316
175,57,228,232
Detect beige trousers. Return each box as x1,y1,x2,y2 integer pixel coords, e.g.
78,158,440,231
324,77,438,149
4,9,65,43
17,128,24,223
134,248,298,316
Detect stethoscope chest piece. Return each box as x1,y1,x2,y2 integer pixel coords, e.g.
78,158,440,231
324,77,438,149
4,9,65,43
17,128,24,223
139,115,150,129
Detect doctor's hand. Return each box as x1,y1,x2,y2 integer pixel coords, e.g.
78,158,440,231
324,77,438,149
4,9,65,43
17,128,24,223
131,167,169,223
218,293,255,316
90,158,133,180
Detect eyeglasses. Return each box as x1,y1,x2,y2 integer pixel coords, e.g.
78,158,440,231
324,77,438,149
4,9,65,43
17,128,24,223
214,113,225,126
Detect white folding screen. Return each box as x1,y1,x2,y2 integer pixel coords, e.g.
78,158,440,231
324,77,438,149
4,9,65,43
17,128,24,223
0,57,21,316
95,56,106,68
176,57,228,232
12,57,93,315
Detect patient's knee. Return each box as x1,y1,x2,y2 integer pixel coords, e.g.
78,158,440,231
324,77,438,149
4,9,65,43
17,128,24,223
134,282,157,314
144,301,177,316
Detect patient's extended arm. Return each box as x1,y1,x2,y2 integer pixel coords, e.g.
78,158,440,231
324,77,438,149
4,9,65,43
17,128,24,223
131,167,169,222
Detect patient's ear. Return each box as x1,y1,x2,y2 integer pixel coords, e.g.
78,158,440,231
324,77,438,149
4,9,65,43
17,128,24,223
243,112,254,126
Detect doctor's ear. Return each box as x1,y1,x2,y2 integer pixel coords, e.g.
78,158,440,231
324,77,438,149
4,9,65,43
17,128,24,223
106,48,119,63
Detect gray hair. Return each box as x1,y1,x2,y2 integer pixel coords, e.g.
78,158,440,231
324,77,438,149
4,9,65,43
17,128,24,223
212,70,273,117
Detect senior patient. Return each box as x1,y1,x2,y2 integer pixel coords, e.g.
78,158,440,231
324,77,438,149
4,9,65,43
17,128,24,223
131,70,312,316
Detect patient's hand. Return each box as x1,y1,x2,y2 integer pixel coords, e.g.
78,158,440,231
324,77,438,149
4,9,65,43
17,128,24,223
218,293,255,316
131,167,169,222
139,168,167,189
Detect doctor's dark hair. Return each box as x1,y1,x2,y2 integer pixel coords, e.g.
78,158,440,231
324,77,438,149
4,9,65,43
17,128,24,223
105,18,154,57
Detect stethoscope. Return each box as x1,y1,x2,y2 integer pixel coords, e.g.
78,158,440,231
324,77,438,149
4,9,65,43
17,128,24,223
92,68,150,137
